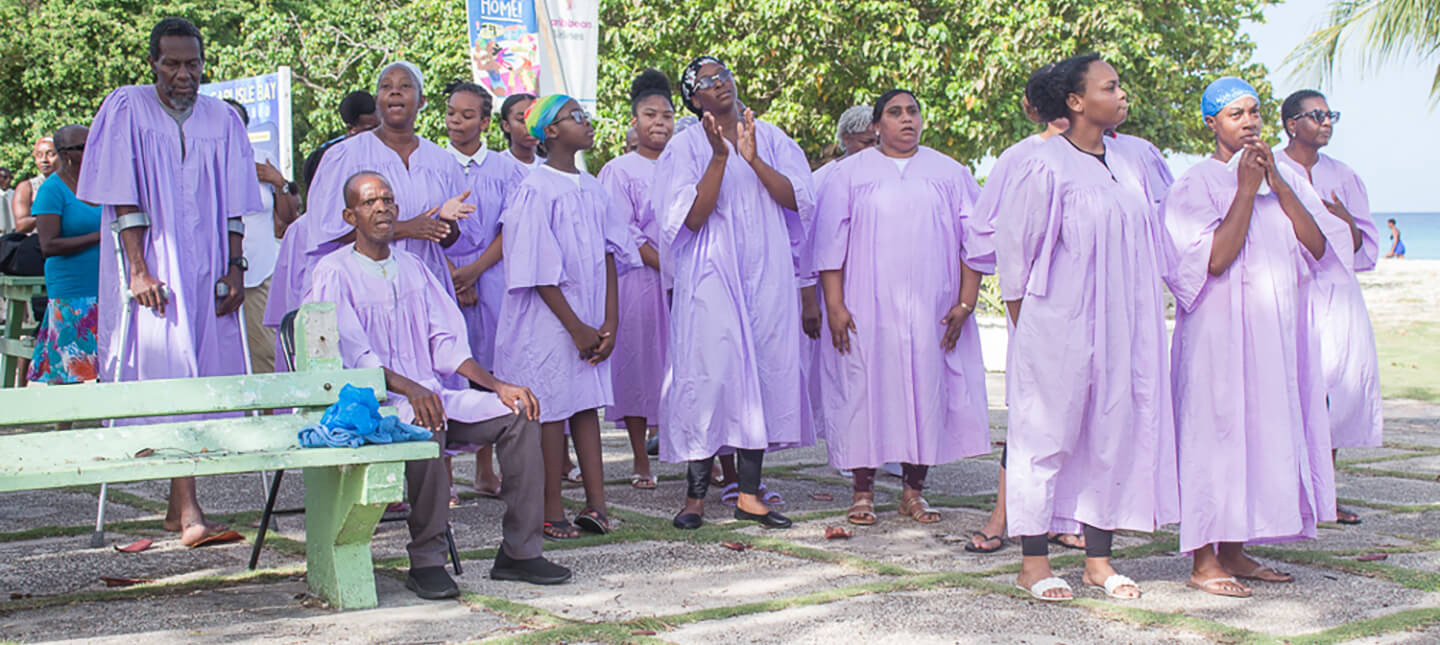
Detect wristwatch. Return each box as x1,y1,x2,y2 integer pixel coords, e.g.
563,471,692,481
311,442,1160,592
229,256,249,271
281,181,298,195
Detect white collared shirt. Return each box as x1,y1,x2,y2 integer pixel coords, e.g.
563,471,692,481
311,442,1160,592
446,141,490,174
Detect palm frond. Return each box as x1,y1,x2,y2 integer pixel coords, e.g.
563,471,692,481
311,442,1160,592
1283,0,1440,101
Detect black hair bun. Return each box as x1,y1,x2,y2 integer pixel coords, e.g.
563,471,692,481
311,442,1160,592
630,69,672,104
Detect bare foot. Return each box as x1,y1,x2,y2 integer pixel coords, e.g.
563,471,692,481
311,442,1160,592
475,475,502,497
1083,560,1140,599
1218,550,1293,582
164,517,227,533
178,522,224,547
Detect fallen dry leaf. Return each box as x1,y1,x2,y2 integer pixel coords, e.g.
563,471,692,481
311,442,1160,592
808,493,834,501
632,630,657,636
719,541,750,552
1356,553,1389,562
114,538,153,553
825,526,853,540
133,448,156,458
100,576,154,587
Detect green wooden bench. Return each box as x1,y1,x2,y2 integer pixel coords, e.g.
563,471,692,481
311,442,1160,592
0,275,45,388
0,302,439,609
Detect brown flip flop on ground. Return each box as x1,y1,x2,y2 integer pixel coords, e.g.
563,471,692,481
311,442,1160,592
188,530,244,548
1187,576,1252,598
964,532,1005,553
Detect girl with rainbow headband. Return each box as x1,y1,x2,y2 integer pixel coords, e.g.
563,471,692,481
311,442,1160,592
493,94,639,539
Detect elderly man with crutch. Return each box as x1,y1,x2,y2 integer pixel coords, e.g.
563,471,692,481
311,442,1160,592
78,16,263,547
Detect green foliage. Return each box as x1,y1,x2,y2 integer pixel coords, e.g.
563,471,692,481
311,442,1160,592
0,0,1275,178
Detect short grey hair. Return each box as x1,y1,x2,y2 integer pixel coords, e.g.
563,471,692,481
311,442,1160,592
835,105,872,146
377,61,425,109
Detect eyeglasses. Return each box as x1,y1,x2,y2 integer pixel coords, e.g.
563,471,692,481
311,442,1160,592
695,69,733,91
57,144,84,153
1290,109,1340,124
554,109,592,126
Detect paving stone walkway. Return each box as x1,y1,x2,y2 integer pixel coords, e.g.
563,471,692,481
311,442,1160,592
1,376,1438,644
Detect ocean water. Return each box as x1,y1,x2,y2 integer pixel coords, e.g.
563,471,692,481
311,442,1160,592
1373,212,1440,260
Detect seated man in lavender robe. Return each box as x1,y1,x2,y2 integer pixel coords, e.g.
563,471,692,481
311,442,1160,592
303,171,571,598
77,17,262,547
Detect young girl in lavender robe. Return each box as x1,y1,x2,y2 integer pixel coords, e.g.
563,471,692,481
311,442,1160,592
989,54,1178,602
815,89,992,527
493,95,636,539
441,81,530,501
1165,77,1343,598
498,94,546,169
653,56,814,531
600,70,676,490
1275,89,1383,526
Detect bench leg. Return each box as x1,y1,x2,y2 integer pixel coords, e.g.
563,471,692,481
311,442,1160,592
303,462,406,610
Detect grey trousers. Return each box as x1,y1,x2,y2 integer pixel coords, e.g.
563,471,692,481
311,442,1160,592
405,413,544,568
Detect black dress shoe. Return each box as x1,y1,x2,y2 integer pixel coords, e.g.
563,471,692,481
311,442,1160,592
490,548,572,585
673,511,703,530
405,566,460,599
645,437,659,456
734,508,792,529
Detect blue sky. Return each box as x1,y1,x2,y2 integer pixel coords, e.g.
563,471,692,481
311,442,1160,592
1229,0,1436,212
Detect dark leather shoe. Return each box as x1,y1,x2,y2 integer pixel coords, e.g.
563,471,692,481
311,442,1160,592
734,508,792,529
490,548,572,585
673,511,703,530
405,566,460,599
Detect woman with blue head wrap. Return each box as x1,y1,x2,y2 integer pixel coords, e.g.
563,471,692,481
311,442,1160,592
1163,76,1349,598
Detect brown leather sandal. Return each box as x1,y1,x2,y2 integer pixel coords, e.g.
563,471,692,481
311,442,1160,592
899,491,941,523
847,492,877,525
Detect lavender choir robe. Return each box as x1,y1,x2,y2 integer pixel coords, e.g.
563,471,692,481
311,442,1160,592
267,131,463,334
800,159,845,441
1276,149,1384,448
445,148,529,370
493,167,638,423
77,86,262,384
599,152,670,423
305,246,511,424
1109,132,1175,206
1164,158,1341,552
812,147,992,469
990,135,1179,536
651,120,816,462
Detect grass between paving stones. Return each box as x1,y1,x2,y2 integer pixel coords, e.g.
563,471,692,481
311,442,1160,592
1336,497,1440,513
0,568,305,614
1337,449,1440,467
1250,546,1440,591
1339,464,1440,482
1283,606,1440,644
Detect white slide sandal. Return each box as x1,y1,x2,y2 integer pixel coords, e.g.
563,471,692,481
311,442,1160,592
1017,576,1073,601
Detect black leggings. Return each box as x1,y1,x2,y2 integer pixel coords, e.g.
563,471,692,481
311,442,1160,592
852,464,929,493
1020,524,1114,558
687,449,764,499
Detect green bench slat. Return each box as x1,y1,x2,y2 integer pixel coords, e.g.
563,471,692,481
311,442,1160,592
0,336,34,357
0,368,386,426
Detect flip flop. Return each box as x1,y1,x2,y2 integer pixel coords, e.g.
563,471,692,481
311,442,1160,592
188,530,244,548
757,483,785,506
1186,576,1252,598
1017,576,1072,601
720,483,740,507
543,519,579,541
1335,506,1362,525
964,532,1005,553
1087,573,1141,600
564,466,584,483
575,508,611,535
1233,565,1293,583
630,473,657,490
1048,533,1085,550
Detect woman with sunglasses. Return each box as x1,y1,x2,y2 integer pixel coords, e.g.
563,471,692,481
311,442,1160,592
1275,90,1383,526
494,95,636,538
653,56,815,530
988,54,1177,601
1165,77,1348,597
814,89,991,527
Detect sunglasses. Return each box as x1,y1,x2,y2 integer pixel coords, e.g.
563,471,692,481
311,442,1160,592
695,69,734,91
1290,109,1340,125
553,108,592,126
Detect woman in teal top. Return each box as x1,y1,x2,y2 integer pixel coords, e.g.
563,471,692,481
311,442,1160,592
27,125,100,384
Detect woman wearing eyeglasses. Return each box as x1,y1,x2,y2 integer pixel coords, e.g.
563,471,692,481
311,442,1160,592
1275,90,1383,526
652,56,815,530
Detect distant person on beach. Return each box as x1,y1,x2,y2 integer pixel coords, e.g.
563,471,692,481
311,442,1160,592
77,16,263,546
1387,218,1406,257
1276,89,1383,526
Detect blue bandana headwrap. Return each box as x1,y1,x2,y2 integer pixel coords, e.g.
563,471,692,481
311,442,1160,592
1201,77,1259,118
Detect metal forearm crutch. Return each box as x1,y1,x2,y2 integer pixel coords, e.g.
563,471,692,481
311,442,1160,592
217,218,272,526
94,212,158,548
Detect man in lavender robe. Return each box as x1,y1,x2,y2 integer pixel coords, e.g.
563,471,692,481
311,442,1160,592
1164,78,1342,598
305,171,570,598
77,17,262,546
1275,89,1383,526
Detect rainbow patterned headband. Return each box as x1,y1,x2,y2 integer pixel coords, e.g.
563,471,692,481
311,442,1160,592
523,94,574,142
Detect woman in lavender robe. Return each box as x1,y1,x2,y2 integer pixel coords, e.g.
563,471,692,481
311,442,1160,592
1166,77,1342,598
990,54,1178,601
266,61,472,338
1275,89,1383,526
441,80,529,500
601,70,676,490
498,94,546,169
654,56,814,531
816,89,991,527
493,95,636,539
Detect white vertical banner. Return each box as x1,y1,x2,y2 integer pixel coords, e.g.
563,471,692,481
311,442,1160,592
276,66,294,180
536,0,599,114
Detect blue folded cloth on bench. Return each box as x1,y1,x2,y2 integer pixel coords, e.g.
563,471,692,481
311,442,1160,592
298,384,433,448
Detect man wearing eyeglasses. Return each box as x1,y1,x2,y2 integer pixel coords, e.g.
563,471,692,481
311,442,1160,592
1275,89,1383,528
75,16,263,546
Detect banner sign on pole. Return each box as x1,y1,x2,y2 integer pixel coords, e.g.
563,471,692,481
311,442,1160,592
467,0,597,113
199,67,295,179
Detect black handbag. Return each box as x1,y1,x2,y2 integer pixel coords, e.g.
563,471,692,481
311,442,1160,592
0,232,44,276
